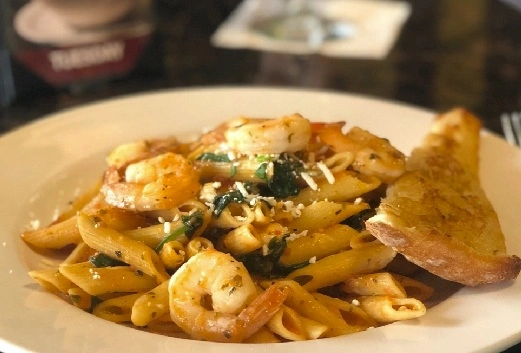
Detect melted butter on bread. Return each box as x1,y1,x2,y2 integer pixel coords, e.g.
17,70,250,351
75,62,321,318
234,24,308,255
366,108,521,286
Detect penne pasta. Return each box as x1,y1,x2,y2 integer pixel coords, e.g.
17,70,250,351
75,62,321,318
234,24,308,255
122,224,178,248
266,304,328,341
184,236,214,258
131,281,170,326
288,171,381,205
357,295,427,323
62,242,97,265
286,201,369,233
300,315,330,340
349,230,381,248
342,272,407,298
59,262,157,296
280,224,358,265
391,273,434,302
158,240,186,270
67,287,92,310
210,203,255,229
286,244,397,291
312,292,377,330
93,293,143,323
242,327,282,343
28,268,75,294
77,212,169,283
267,305,308,341
22,216,81,249
252,201,273,225
222,224,263,254
267,279,359,337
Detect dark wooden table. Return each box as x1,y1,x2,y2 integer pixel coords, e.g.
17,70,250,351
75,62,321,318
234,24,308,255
1,0,520,352
4,0,521,136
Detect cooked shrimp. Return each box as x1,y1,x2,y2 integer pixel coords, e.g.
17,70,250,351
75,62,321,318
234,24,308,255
316,122,405,183
102,152,200,211
106,138,180,169
168,249,289,342
224,114,312,154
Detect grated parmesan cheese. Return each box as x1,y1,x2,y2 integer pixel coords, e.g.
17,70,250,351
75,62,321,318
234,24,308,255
317,162,335,184
205,202,216,213
281,201,305,218
309,256,317,264
163,221,172,234
300,172,318,190
199,182,219,203
235,181,249,197
247,194,277,207
227,151,237,161
286,230,308,241
89,268,101,280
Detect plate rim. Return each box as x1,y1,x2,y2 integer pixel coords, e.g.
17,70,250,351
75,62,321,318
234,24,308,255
1,86,520,353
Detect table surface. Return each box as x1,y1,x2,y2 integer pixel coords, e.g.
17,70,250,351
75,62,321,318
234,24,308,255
1,1,520,352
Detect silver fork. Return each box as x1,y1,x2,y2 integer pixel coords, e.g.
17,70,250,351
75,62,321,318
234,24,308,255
500,112,521,146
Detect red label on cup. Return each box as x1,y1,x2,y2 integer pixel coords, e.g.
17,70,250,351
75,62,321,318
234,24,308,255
7,0,154,87
14,35,151,86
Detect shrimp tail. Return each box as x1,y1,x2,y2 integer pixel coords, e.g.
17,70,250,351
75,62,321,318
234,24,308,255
238,283,290,340
187,283,289,343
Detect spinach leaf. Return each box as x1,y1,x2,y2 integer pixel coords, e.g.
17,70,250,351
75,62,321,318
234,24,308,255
255,155,273,163
212,189,245,217
236,236,309,278
196,152,231,163
155,210,204,252
267,154,302,198
255,162,268,181
341,209,375,231
89,253,127,268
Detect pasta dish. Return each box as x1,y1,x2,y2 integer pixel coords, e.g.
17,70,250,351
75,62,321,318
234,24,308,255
22,114,436,343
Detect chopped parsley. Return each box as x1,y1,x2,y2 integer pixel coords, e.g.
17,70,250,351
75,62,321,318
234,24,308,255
255,162,268,181
230,164,237,177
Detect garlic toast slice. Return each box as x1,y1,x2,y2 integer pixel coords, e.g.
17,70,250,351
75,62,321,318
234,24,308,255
366,108,521,286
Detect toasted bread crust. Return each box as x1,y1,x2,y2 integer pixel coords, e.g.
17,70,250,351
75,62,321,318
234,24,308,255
366,108,521,286
368,216,521,286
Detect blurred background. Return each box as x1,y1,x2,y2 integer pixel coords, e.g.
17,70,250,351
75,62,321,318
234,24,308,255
2,0,521,137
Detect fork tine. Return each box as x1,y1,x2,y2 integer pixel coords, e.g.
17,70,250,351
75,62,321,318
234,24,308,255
511,112,521,145
500,113,517,145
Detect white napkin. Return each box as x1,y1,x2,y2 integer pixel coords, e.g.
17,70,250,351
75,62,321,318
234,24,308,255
500,0,521,12
211,0,412,59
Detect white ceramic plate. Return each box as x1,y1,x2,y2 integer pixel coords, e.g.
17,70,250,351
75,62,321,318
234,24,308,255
1,87,520,353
